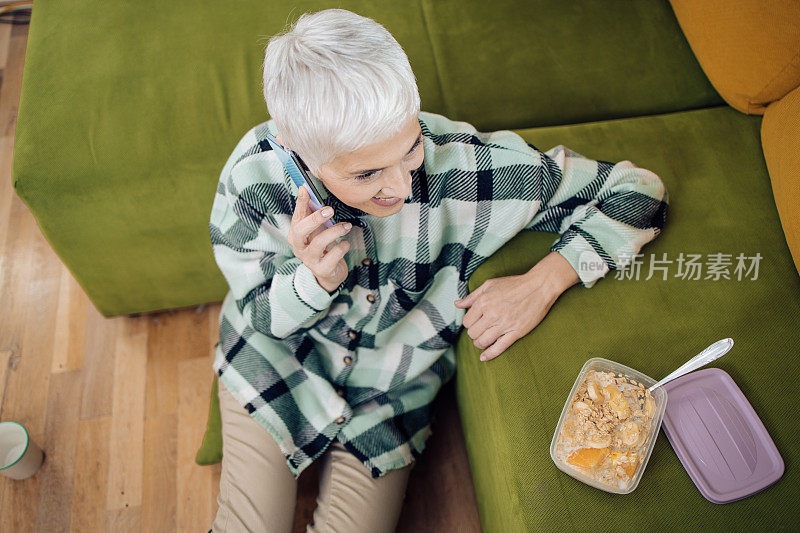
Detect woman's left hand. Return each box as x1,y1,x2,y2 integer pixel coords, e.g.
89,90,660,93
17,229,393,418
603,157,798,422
454,251,580,362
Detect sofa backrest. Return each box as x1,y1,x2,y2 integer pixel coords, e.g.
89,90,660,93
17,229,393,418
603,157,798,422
417,0,724,130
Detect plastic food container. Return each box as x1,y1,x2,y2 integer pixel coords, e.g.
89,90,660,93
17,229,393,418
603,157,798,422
550,357,668,494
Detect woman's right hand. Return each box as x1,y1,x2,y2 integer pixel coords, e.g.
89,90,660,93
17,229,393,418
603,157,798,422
287,186,353,294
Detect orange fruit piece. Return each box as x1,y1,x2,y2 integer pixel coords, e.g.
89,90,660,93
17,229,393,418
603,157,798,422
566,447,610,470
602,452,638,479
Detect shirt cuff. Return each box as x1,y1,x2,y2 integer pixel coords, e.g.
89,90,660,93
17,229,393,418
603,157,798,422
294,262,341,310
551,231,610,288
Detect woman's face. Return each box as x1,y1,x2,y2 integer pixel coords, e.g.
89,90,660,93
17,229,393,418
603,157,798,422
279,115,424,218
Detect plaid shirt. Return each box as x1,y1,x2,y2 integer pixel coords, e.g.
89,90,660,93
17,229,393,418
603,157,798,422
210,110,668,478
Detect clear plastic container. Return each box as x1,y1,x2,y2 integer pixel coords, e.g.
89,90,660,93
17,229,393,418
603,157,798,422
549,357,668,494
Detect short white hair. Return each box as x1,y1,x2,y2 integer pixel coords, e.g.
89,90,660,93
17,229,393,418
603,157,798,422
262,8,421,174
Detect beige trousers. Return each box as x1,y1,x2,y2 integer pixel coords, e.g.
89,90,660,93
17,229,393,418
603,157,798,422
212,377,415,533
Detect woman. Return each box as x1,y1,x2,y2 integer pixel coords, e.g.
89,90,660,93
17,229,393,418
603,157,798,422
209,8,668,532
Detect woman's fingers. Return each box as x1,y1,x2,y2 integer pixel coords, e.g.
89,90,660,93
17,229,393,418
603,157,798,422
290,186,331,249
454,288,479,307
298,204,334,247
286,186,352,292
307,222,352,259
474,323,503,349
480,331,518,361
290,187,311,247
466,313,494,341
461,303,483,329
292,187,309,224
317,239,351,271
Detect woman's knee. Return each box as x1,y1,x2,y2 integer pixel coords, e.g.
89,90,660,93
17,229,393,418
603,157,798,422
308,440,414,533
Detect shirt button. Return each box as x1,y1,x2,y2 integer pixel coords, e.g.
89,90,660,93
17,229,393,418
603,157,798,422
348,330,358,340
335,416,345,424
343,355,353,365
361,257,372,266
336,388,345,397
366,294,376,303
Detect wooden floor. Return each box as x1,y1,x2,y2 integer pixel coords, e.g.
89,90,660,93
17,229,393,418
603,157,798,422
0,10,482,533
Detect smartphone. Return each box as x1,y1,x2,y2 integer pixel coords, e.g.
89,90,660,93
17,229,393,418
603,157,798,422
264,132,335,229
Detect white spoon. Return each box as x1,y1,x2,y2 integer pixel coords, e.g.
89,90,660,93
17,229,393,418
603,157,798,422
648,338,734,393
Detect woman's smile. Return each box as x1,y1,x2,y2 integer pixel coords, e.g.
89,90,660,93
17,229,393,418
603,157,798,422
371,196,402,207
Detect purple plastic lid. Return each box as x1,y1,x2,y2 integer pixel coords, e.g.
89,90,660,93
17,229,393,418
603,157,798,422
661,367,784,504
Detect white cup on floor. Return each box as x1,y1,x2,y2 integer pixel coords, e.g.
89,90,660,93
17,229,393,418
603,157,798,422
0,421,45,479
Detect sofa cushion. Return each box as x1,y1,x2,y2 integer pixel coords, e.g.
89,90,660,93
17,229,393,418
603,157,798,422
669,0,800,114
456,105,800,530
762,83,800,276
421,0,724,130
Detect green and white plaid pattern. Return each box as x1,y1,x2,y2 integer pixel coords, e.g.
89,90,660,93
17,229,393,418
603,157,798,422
210,110,669,478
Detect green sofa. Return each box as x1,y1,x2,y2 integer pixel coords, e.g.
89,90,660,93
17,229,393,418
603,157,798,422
12,1,799,530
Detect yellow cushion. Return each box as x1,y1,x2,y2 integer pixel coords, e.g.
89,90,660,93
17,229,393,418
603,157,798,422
669,0,800,114
762,83,800,275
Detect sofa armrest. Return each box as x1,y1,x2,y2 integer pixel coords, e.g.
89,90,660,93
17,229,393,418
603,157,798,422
762,83,800,276
669,0,800,115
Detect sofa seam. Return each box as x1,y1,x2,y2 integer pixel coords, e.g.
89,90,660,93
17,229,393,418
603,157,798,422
517,103,733,132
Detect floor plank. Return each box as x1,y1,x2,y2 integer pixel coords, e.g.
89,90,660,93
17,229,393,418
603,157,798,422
106,317,147,511
177,356,217,531
34,369,83,532
79,310,118,421
141,413,177,532
70,415,111,532
52,267,88,374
